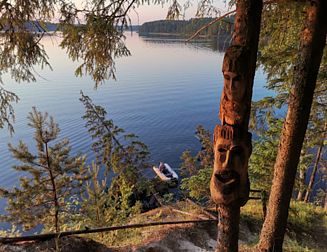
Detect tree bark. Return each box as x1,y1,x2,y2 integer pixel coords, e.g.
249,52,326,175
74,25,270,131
258,1,327,251
296,167,306,201
213,1,263,252
45,142,59,233
217,202,240,252
303,122,326,202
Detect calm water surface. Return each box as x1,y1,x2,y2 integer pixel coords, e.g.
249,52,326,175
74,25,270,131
0,33,273,193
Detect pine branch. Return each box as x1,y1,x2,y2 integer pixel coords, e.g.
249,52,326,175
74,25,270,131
186,9,236,42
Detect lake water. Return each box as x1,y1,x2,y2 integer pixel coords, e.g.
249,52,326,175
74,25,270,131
0,33,273,202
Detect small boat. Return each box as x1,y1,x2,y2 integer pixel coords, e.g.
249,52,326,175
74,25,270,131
153,163,178,182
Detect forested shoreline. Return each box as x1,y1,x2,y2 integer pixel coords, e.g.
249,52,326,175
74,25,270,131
138,18,233,38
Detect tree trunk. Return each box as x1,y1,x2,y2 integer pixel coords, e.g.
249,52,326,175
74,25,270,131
296,167,306,201
303,122,326,202
217,202,240,252
211,1,263,251
45,142,59,233
258,1,327,251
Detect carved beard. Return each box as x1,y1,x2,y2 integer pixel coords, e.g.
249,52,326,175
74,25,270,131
210,125,251,206
219,93,247,126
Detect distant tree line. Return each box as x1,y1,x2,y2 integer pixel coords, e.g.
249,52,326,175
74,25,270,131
138,17,233,38
3,22,140,33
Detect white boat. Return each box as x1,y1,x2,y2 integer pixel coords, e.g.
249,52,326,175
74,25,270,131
153,163,178,181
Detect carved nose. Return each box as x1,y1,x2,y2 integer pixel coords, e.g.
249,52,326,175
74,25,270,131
222,150,232,169
231,78,238,89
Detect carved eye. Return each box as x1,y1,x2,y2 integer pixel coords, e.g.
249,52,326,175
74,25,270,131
233,75,241,81
224,75,230,81
218,148,227,153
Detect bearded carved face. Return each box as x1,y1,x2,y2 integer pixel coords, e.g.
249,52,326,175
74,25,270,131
210,125,251,206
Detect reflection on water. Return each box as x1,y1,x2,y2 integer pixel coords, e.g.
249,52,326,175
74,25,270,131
0,33,273,224
139,33,231,52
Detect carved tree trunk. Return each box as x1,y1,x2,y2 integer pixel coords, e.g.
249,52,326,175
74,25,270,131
303,123,326,202
210,1,263,251
258,1,327,251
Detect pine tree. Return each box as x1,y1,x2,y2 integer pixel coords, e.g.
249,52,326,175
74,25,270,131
80,91,151,214
80,162,109,229
180,125,214,201
249,116,282,192
0,107,89,232
258,1,327,250
253,0,326,201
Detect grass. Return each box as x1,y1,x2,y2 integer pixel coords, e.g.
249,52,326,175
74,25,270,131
79,199,326,251
2,198,325,252
240,200,327,252
80,201,205,249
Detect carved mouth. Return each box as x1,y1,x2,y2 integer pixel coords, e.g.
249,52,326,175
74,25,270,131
215,171,240,195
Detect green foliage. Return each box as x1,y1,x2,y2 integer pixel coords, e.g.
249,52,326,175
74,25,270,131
0,224,22,238
251,1,327,197
79,162,109,229
77,175,143,244
76,163,143,244
180,125,213,176
162,192,175,204
80,91,149,176
196,125,214,168
0,0,234,132
79,92,153,228
241,200,327,251
259,1,305,94
180,125,213,201
283,239,314,252
249,117,282,192
0,107,89,232
314,188,327,207
181,167,212,201
288,201,326,235
0,95,154,235
0,0,146,131
0,87,19,135
180,150,197,177
60,21,130,85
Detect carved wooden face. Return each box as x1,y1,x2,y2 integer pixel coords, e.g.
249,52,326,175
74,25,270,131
223,71,245,104
210,125,251,205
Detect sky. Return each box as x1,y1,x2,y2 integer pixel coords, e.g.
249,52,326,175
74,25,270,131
130,1,230,24
74,0,230,25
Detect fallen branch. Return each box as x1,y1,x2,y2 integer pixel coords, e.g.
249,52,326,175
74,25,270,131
170,208,208,220
152,193,164,207
0,219,217,244
205,207,219,212
249,196,261,200
185,198,217,220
